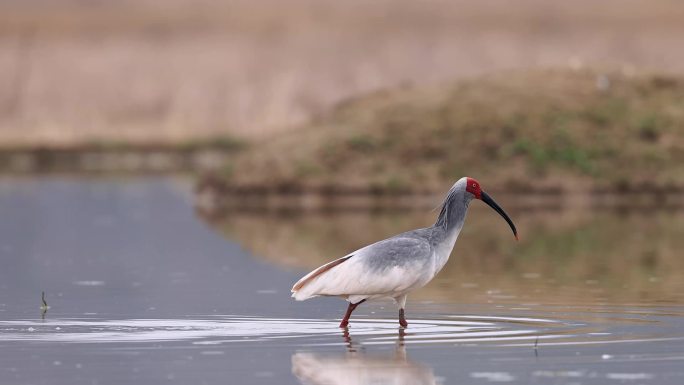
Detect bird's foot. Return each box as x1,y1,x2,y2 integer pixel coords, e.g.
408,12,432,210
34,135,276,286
399,308,408,328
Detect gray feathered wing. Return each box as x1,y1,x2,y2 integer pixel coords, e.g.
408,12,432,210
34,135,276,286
291,236,432,301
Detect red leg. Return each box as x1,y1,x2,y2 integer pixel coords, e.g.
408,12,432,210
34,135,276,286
339,300,365,328
399,308,408,328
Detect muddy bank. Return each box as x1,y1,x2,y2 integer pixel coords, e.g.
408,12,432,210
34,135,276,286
195,177,684,215
0,143,241,174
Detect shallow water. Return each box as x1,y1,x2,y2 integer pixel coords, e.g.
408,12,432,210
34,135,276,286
1,177,683,384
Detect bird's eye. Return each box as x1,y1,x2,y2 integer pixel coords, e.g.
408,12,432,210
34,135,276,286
472,183,476,188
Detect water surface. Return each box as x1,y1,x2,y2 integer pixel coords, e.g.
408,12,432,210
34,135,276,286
1,177,683,384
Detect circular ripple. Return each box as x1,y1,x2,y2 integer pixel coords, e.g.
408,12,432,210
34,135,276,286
0,315,586,346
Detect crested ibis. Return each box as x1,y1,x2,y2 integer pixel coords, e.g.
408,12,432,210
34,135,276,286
291,177,518,328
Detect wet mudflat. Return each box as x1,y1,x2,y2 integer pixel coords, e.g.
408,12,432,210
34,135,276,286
1,177,683,384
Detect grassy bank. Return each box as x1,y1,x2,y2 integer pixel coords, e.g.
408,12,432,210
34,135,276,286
201,68,684,199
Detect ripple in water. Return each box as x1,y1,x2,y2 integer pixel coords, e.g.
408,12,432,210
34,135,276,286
0,314,632,346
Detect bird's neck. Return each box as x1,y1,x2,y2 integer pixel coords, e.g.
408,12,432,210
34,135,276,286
429,185,473,275
431,195,471,274
434,190,471,233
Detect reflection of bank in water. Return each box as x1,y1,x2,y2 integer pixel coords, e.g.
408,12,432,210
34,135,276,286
292,330,437,385
203,208,684,305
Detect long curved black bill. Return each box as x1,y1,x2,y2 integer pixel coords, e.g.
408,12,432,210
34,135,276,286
481,191,518,240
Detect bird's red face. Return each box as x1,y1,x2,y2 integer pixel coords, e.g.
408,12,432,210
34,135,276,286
465,176,518,241
465,177,482,199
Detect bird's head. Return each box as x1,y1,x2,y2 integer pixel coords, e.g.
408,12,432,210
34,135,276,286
464,177,518,241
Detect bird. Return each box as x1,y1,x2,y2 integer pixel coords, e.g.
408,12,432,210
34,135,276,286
291,177,518,328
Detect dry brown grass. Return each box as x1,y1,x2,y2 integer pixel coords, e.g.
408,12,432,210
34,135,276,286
214,68,684,192
1,0,684,147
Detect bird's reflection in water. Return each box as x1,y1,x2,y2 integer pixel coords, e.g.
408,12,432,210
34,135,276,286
291,329,437,385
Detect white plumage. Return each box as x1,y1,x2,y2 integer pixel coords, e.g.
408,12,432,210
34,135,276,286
292,237,432,303
291,177,518,328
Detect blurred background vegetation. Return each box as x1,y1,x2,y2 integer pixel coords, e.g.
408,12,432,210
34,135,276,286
2,0,683,302
1,1,682,138
1,0,683,190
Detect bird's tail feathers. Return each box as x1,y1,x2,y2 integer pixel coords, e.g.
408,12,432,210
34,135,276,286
290,255,352,300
